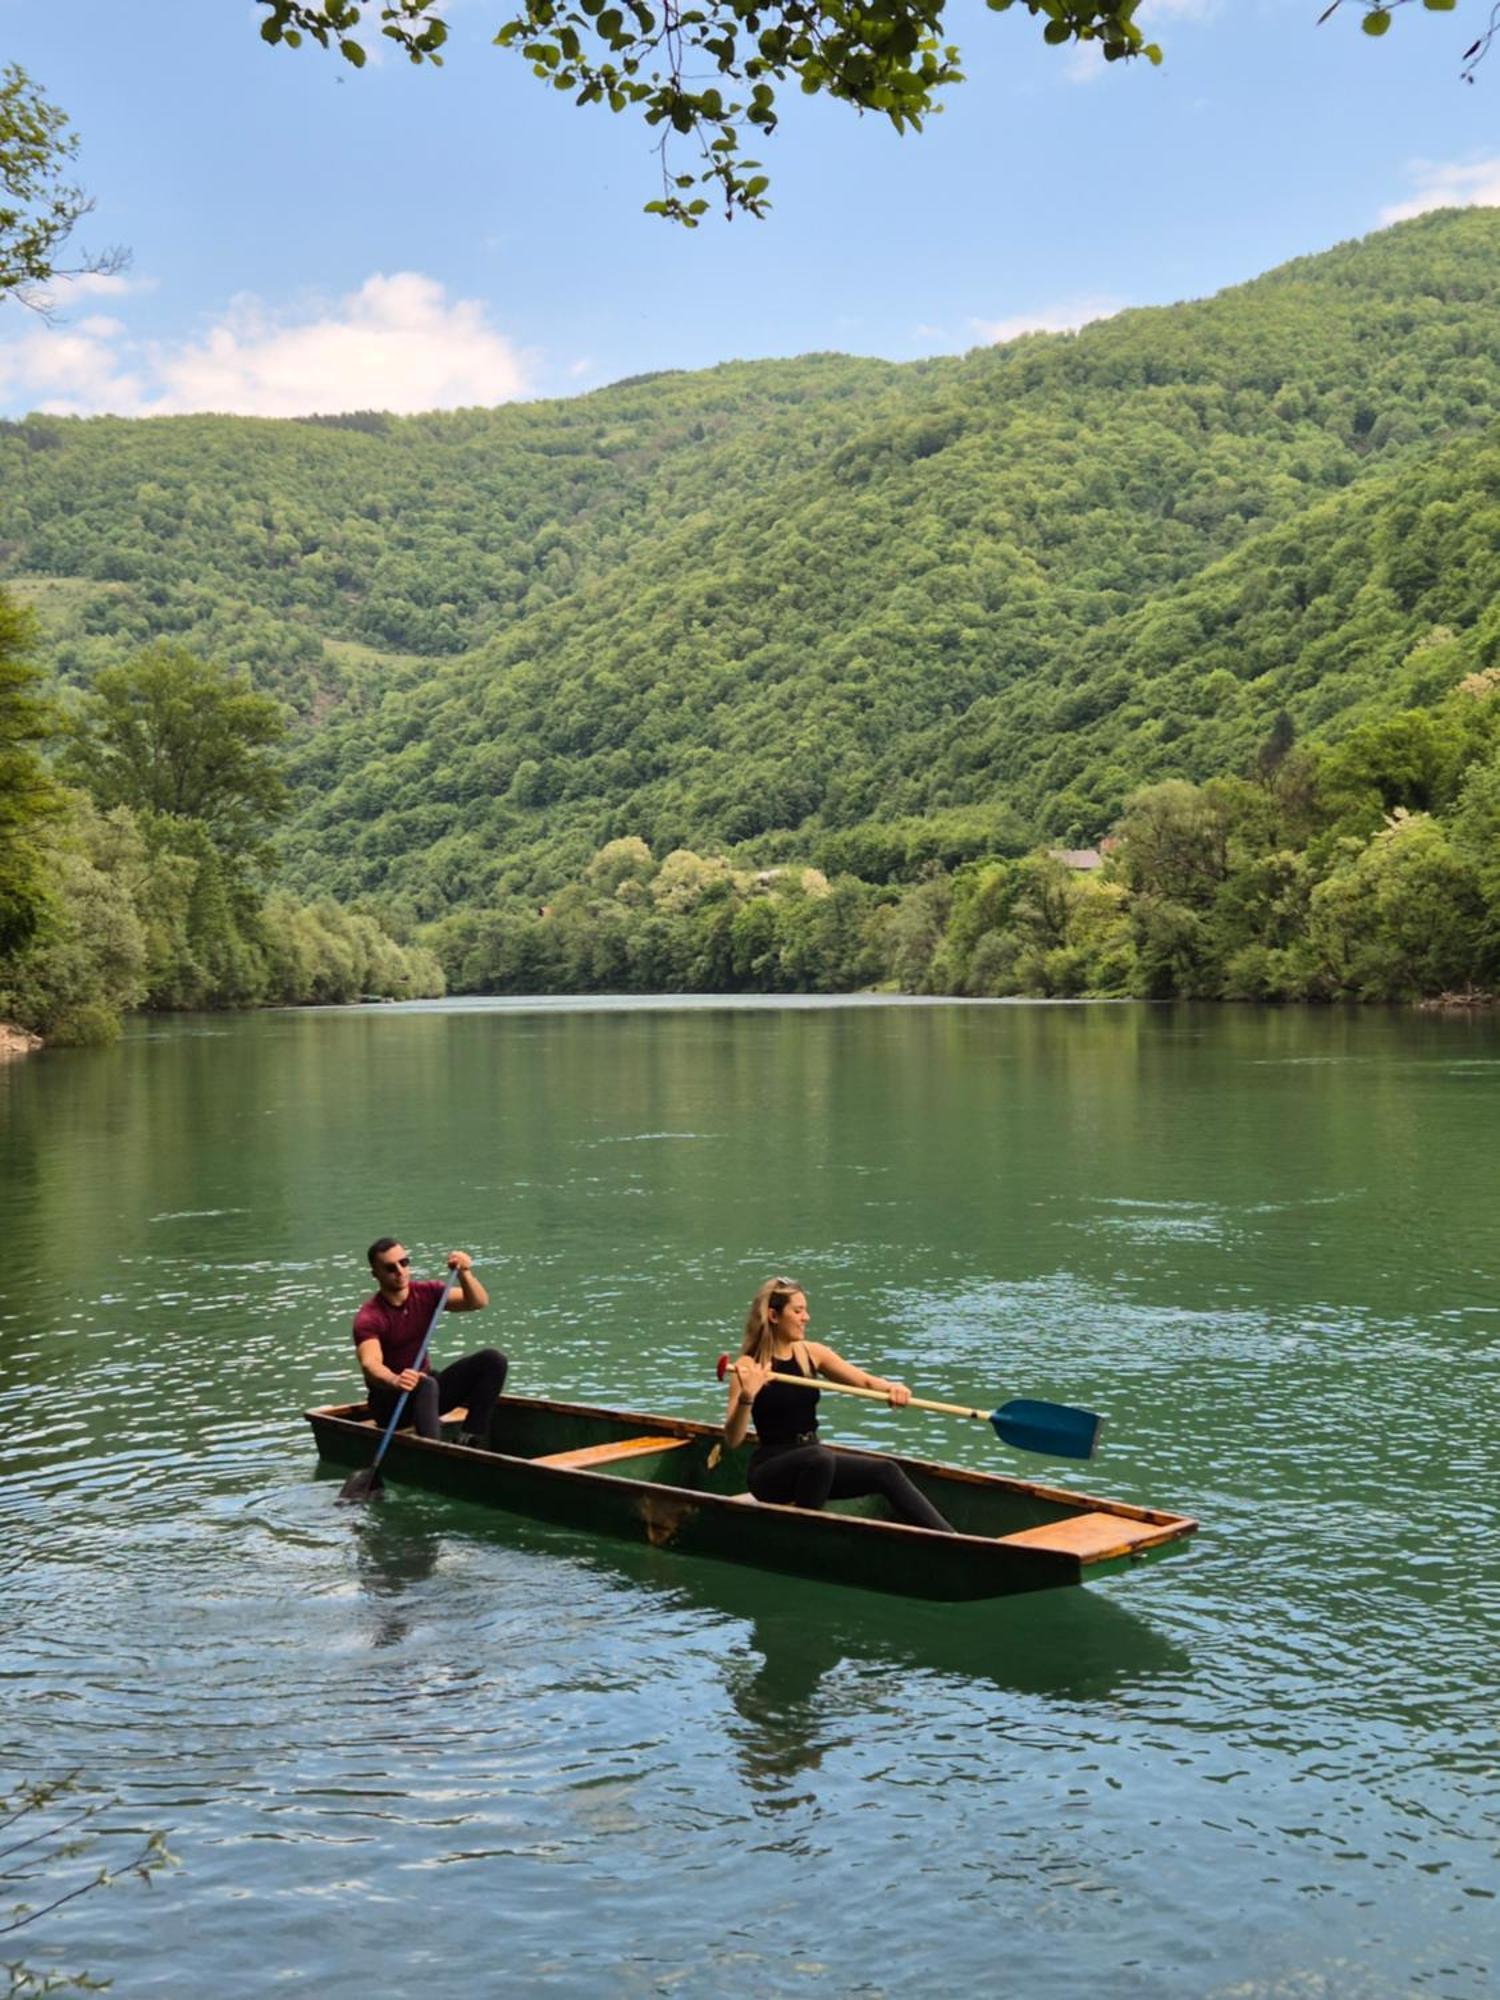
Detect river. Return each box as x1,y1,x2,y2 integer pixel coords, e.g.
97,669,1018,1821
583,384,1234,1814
1,997,1496,1996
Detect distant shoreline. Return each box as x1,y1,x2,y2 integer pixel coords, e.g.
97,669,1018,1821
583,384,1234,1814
1416,990,1500,1011
13,991,1500,1051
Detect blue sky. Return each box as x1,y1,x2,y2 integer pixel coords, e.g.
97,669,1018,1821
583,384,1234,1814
1,0,1497,416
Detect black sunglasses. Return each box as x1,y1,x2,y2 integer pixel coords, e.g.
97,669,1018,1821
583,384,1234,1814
380,1255,411,1274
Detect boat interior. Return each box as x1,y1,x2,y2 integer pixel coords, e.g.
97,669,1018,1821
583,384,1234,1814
310,1393,1193,1556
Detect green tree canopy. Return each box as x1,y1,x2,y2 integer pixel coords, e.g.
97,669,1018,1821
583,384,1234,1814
0,588,59,956
68,644,290,866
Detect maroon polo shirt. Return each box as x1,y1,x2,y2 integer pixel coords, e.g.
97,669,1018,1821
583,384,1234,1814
352,1279,448,1374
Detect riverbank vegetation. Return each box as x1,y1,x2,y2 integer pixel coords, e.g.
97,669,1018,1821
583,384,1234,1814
0,614,440,1044
6,213,1500,1023
424,668,1500,1002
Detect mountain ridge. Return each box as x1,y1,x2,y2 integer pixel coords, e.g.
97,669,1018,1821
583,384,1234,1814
5,208,1500,919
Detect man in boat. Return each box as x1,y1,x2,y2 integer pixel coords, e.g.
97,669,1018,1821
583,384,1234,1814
353,1240,506,1449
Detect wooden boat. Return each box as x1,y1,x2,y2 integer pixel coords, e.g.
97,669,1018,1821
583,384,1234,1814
303,1392,1196,1602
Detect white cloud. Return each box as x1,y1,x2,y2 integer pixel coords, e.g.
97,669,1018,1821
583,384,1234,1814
153,273,530,415
970,295,1128,346
0,271,533,417
15,268,152,324
0,320,147,417
1380,157,1500,225
51,271,143,300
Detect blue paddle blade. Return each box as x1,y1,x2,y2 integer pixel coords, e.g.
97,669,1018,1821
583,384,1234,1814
991,1398,1103,1461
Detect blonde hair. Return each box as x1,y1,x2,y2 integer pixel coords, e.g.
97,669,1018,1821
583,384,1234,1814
741,1277,802,1367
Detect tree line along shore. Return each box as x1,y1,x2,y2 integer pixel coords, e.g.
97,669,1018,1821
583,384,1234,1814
4,610,1499,1047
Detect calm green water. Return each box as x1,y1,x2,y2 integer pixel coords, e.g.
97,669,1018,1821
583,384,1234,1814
2,998,1497,1997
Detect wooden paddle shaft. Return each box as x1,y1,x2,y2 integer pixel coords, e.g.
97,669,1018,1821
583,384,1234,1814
746,1369,988,1423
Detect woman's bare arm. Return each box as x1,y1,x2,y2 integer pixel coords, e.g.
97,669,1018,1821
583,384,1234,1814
723,1355,769,1449
805,1341,911,1405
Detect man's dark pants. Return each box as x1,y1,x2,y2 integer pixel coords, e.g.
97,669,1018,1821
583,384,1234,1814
368,1348,508,1442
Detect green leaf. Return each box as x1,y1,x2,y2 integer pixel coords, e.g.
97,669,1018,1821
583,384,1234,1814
338,38,367,67
1362,8,1392,34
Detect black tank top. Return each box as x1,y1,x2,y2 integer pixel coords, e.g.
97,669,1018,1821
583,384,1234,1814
751,1352,820,1451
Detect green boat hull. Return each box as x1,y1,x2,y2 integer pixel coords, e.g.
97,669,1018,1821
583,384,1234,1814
304,1393,1195,1602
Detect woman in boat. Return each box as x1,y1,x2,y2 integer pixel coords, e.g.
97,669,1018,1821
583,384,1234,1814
722,1278,954,1532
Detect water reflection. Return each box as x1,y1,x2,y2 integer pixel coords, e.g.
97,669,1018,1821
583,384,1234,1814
686,1550,1184,1681
699,1565,1192,1800
388,1498,1193,1795
721,1608,849,1796
349,1506,443,1649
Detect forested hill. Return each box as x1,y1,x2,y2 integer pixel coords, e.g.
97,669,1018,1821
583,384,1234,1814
5,208,1500,918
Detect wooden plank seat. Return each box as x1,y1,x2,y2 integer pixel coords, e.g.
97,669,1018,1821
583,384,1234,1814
994,1511,1173,1562
532,1435,692,1471
348,1405,470,1430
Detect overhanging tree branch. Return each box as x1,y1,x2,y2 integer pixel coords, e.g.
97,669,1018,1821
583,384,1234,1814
254,1,1489,222
0,65,129,313
1319,0,1498,80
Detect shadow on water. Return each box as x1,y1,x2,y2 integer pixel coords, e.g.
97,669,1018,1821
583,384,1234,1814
330,1462,1190,1707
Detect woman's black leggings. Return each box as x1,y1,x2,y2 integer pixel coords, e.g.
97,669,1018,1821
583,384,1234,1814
748,1443,953,1532
368,1348,508,1443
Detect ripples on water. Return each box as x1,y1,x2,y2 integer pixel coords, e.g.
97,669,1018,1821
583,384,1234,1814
1,1001,1497,1997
